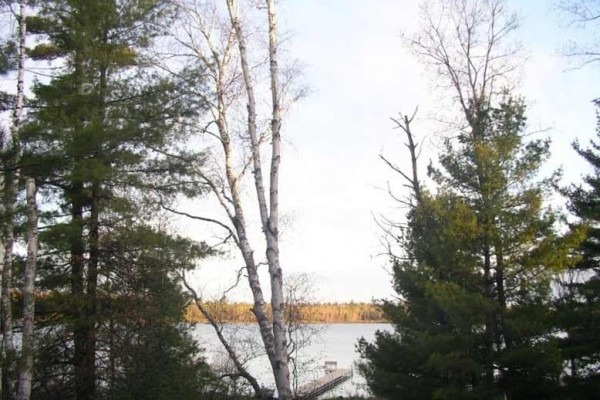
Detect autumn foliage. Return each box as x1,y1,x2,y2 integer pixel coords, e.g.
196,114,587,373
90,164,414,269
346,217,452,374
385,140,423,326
184,301,386,324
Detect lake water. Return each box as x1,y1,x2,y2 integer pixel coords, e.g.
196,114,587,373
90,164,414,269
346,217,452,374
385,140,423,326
192,323,392,398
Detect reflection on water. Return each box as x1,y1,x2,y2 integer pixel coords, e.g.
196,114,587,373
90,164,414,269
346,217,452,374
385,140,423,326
192,323,391,398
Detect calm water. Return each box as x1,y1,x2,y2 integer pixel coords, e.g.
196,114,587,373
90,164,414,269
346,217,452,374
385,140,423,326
192,323,391,398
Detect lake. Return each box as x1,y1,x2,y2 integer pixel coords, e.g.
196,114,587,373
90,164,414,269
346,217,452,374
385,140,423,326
192,323,392,398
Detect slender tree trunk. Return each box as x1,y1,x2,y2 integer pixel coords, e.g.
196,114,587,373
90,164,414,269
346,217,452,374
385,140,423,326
224,0,273,361
481,207,496,400
209,25,276,393
12,0,26,144
225,0,270,229
1,2,27,397
226,172,277,371
264,1,291,399
1,170,16,400
495,247,508,348
71,182,98,400
13,4,38,399
1,173,16,398
473,119,496,400
494,244,512,400
213,50,277,380
483,240,495,400
83,183,100,400
70,185,91,400
16,179,38,400
1,139,19,400
224,1,291,398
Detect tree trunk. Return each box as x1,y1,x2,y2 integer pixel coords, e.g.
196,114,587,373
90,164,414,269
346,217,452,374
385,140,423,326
227,0,291,400
494,243,512,400
264,1,291,398
1,173,16,399
1,144,19,400
83,183,100,400
70,184,92,400
483,243,495,400
16,178,38,400
2,1,27,396
71,181,98,400
224,1,291,398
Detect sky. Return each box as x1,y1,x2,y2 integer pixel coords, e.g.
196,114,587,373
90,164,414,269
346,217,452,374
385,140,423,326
181,0,600,303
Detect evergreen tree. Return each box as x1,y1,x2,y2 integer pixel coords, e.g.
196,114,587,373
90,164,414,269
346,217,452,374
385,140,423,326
100,227,214,400
359,192,488,400
556,100,600,399
359,97,579,400
17,0,210,398
0,35,16,115
32,224,215,400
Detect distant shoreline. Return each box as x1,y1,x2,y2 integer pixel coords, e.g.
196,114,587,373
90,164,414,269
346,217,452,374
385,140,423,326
184,302,387,324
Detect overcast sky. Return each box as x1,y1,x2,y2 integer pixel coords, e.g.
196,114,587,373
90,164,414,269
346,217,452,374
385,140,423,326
183,0,600,303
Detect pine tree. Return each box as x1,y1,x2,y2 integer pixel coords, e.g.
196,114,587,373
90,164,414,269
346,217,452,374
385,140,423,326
99,226,215,400
359,97,580,400
18,1,210,398
0,31,17,115
359,191,487,400
32,224,215,400
556,100,600,399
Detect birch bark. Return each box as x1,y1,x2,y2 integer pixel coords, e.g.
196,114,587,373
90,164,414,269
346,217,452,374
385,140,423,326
171,1,292,397
264,1,291,399
16,178,37,400
2,1,27,396
223,0,292,395
13,3,39,399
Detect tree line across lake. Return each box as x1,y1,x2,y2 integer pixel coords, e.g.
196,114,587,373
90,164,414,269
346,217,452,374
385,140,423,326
184,302,387,324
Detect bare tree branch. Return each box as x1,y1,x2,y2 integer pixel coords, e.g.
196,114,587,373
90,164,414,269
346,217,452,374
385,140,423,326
180,271,264,397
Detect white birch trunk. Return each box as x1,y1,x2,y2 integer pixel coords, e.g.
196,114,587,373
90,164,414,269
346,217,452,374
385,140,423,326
224,1,291,398
169,4,278,395
16,178,38,400
2,1,27,395
173,2,292,397
1,216,16,397
264,1,291,399
212,4,277,364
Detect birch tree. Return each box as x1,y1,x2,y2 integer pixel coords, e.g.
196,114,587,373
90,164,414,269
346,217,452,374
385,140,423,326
0,1,38,398
169,0,293,397
0,0,22,389
16,177,37,400
12,2,40,399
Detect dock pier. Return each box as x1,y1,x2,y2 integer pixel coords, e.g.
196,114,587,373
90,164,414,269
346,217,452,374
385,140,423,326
296,361,353,399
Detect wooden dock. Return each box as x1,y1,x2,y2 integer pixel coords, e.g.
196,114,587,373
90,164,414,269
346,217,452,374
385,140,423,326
296,368,353,399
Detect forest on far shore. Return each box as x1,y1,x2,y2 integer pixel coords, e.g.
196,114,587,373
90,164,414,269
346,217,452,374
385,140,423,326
184,302,387,324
